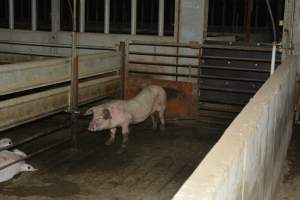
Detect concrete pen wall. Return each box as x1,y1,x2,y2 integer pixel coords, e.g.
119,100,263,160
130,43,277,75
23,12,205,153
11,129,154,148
173,55,298,200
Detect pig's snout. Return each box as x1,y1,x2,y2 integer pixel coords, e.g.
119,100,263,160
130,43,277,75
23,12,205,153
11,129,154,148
88,121,98,132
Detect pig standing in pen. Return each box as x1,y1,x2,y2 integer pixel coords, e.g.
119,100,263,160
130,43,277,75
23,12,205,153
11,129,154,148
85,85,167,147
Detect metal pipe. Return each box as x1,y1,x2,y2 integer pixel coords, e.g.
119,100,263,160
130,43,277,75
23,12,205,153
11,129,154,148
270,42,277,74
175,0,181,81
0,138,71,171
158,0,165,36
129,40,279,52
104,0,110,34
198,107,241,114
51,0,60,32
32,0,37,31
199,86,256,94
129,60,271,73
0,50,64,57
199,99,247,106
202,55,281,63
130,51,199,59
0,40,116,51
129,70,265,83
129,51,280,63
80,0,85,32
131,0,137,35
266,0,277,42
9,0,14,29
0,124,70,152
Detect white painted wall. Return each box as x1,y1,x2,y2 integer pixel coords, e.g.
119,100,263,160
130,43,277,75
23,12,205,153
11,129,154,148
172,56,298,200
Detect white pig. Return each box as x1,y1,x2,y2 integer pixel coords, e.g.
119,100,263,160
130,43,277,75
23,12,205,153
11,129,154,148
85,85,167,147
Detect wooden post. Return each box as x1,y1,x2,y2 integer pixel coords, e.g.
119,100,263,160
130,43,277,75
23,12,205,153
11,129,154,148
119,41,127,100
70,0,79,149
244,0,253,42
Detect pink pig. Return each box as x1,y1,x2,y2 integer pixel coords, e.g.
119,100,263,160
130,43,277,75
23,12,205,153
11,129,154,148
85,85,167,147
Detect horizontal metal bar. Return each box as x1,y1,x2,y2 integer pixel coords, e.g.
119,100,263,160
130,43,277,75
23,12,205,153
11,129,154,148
129,70,265,83
130,60,270,73
202,44,281,52
198,107,241,114
199,86,256,94
0,76,120,131
0,124,70,152
0,40,116,51
130,51,280,63
130,40,201,49
129,51,199,59
201,65,270,73
0,50,65,58
0,52,121,95
129,60,199,68
198,112,236,120
196,118,230,126
198,99,247,106
202,55,281,63
0,137,71,171
129,40,280,52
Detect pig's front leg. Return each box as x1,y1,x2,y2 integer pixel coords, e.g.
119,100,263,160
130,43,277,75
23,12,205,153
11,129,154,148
121,124,129,148
105,128,116,146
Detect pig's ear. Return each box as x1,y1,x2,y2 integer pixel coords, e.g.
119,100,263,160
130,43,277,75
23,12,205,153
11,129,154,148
102,108,112,120
84,107,94,116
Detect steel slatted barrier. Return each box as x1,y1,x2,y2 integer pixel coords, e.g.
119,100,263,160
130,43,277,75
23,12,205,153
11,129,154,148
128,40,282,127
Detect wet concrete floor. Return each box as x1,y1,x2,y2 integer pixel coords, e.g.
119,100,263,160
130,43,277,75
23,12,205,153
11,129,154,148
0,113,222,200
276,124,300,200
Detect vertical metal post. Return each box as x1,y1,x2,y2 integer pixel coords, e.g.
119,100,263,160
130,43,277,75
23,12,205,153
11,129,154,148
104,0,110,34
131,0,137,35
270,42,277,75
9,0,14,30
32,0,37,31
51,0,60,32
70,0,79,149
174,0,180,81
244,0,253,42
158,0,165,36
119,42,127,100
79,0,85,32
197,46,203,104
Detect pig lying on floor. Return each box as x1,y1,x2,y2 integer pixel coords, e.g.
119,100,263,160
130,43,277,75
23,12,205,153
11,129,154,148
85,85,167,147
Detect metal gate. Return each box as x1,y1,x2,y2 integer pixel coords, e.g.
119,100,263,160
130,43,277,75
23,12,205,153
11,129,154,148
128,40,281,128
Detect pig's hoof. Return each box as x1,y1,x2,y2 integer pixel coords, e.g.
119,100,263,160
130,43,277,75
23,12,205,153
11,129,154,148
117,146,127,154
160,124,166,132
152,125,158,131
105,140,113,146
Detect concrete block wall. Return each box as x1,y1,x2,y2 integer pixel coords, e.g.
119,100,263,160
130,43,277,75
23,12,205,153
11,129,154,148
172,56,298,200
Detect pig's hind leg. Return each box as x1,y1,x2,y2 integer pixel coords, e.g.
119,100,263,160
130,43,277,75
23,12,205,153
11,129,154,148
151,113,158,131
121,124,130,148
105,128,117,146
158,107,166,132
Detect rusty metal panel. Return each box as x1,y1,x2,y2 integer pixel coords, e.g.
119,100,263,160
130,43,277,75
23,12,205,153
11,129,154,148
0,76,120,131
0,52,120,95
127,77,197,119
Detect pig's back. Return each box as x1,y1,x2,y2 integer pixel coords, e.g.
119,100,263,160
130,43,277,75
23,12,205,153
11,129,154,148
126,85,166,123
